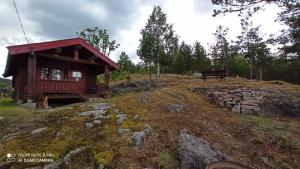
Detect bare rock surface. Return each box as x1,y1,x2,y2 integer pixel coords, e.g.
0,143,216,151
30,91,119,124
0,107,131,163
92,103,112,110
165,104,186,113
85,123,94,128
92,120,101,126
31,127,48,135
21,102,37,108
111,80,157,95
43,146,97,169
179,130,226,169
79,110,106,116
131,125,153,146
116,114,127,124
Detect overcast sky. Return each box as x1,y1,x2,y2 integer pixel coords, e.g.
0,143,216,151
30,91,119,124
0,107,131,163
0,0,283,78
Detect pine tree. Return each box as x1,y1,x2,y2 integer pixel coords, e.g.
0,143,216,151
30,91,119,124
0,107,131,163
192,41,211,72
210,25,230,74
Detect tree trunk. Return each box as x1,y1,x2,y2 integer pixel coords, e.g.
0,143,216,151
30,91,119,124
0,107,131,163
259,67,262,81
149,62,152,79
157,53,160,77
157,63,160,77
250,62,253,79
225,65,229,77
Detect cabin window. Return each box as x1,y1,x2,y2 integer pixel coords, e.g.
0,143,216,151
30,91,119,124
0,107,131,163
72,71,82,81
40,68,49,79
51,69,61,80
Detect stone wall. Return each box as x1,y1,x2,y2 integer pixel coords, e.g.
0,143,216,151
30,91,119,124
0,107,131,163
193,86,300,117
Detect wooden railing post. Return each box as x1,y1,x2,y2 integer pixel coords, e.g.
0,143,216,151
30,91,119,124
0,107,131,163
27,54,37,102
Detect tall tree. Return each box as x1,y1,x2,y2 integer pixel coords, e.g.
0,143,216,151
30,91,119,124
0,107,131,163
137,6,177,77
118,52,135,73
77,27,120,56
277,2,300,59
172,41,192,74
237,21,270,80
192,41,211,72
210,25,230,75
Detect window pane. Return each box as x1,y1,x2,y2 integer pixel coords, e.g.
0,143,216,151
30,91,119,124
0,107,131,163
41,68,49,79
72,71,82,78
51,69,61,80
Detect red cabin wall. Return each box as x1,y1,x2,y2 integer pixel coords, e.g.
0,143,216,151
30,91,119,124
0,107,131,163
35,57,99,96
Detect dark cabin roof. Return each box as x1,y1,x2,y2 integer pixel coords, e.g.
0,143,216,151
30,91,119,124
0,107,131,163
3,38,120,77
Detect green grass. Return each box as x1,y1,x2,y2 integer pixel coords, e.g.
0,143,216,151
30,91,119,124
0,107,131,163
0,97,18,111
237,114,300,151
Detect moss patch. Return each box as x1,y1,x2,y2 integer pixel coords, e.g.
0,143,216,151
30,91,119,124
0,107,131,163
94,150,114,166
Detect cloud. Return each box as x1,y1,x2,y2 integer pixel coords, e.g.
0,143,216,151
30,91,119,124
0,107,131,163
192,0,214,14
0,0,284,78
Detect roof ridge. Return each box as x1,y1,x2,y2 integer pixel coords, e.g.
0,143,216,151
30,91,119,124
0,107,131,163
6,37,82,48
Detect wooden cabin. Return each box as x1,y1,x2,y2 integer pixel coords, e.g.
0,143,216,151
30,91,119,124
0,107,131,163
3,38,119,103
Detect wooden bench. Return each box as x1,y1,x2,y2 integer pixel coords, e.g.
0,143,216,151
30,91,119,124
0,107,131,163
201,70,226,81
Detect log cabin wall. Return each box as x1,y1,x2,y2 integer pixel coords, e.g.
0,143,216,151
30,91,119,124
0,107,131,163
12,55,28,100
35,56,100,96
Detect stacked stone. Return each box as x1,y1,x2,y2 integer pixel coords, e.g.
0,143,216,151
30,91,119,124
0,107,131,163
194,86,300,117
196,87,265,114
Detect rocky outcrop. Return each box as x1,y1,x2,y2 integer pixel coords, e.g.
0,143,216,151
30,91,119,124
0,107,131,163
111,80,156,95
179,130,226,169
92,103,112,110
193,86,300,117
43,146,98,169
79,109,106,116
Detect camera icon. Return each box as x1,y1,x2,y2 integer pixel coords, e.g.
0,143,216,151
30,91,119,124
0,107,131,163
7,153,16,162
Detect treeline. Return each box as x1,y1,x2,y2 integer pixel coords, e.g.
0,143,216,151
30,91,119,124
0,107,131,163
78,1,299,84
133,4,299,83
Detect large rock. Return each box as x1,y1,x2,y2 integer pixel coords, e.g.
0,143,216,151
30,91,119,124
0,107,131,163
43,146,97,169
179,130,226,169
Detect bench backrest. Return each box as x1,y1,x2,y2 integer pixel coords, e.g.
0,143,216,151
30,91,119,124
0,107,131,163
201,70,226,76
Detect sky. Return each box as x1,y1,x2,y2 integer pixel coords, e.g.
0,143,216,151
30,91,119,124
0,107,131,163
0,0,283,78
